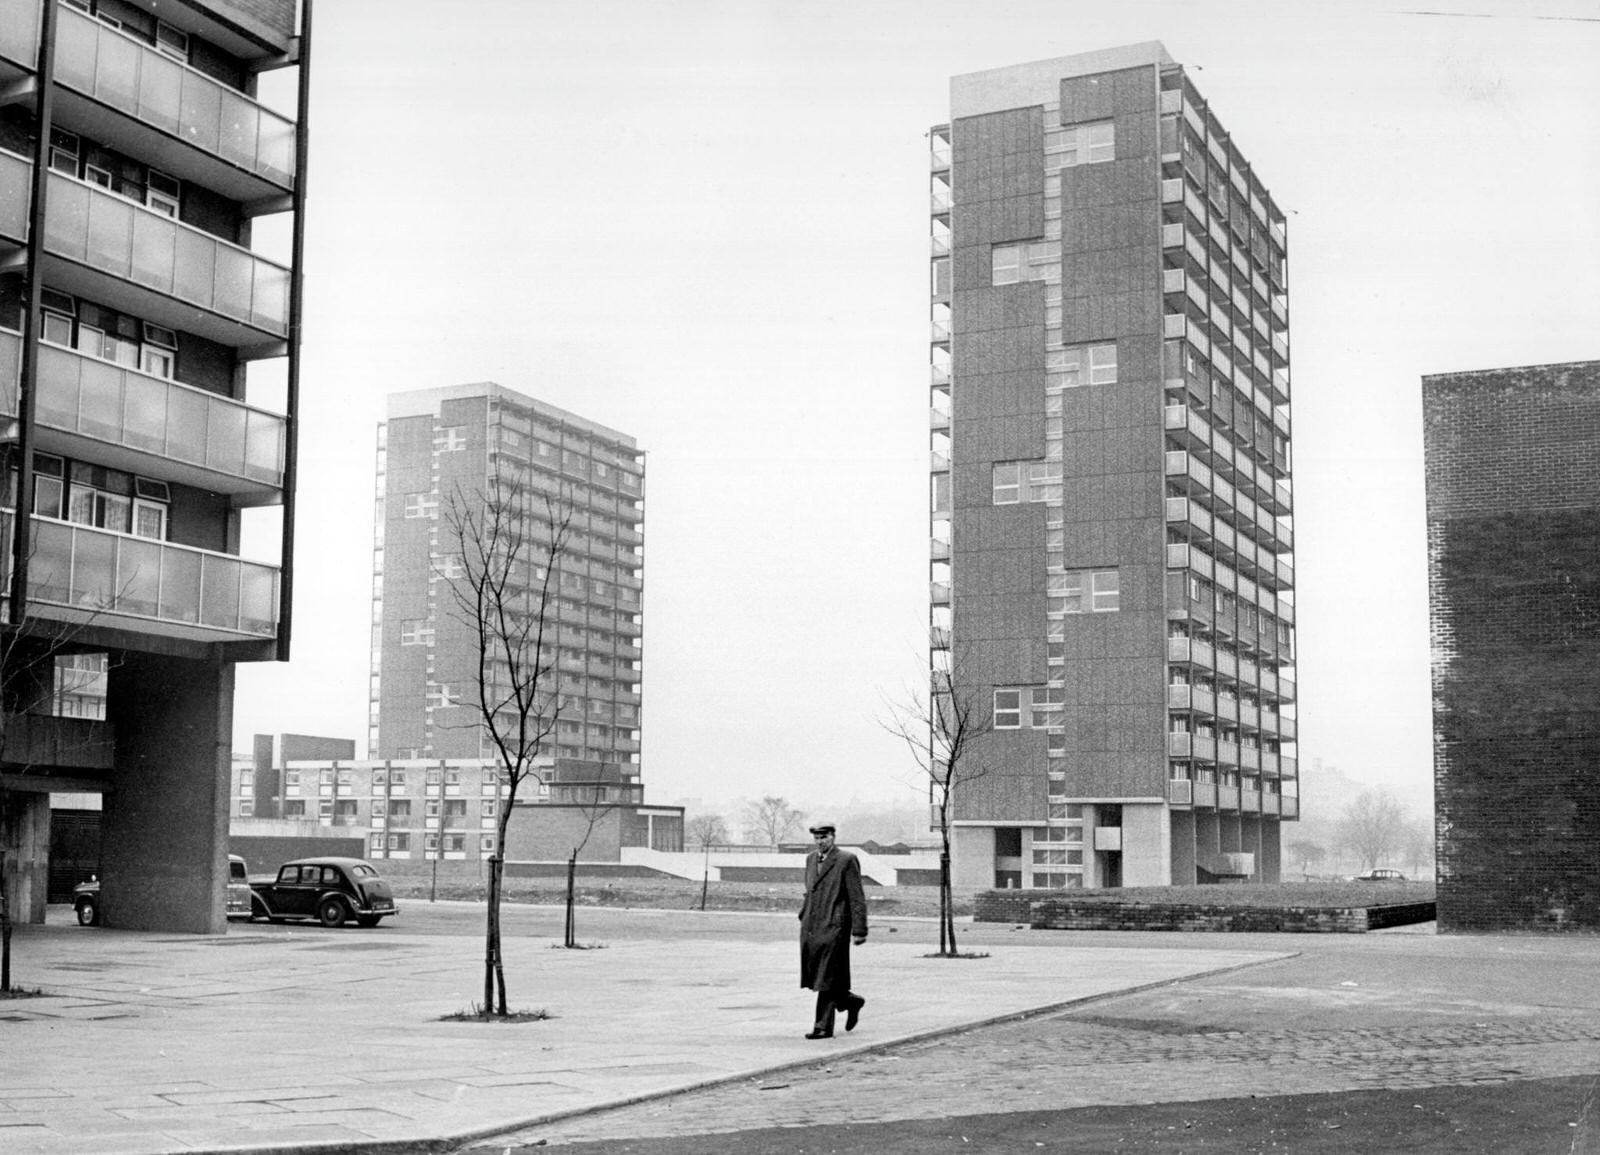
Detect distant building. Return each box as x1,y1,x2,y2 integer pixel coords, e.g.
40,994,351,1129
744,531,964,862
931,45,1298,891
1422,360,1600,932
235,755,681,861
363,383,661,863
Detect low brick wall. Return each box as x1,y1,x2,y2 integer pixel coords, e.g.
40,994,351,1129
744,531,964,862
975,891,1437,933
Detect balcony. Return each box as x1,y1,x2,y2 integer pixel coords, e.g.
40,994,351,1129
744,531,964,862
1194,781,1218,808
0,331,284,501
1218,785,1239,809
48,3,295,202
3,157,291,350
1242,788,1260,811
1281,796,1299,819
1167,778,1192,806
4,510,278,642
1163,404,1213,452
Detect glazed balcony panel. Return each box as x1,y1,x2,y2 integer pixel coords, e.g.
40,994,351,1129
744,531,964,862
0,0,39,68
0,148,28,243
51,3,295,200
6,336,284,501
6,511,278,641
33,167,289,348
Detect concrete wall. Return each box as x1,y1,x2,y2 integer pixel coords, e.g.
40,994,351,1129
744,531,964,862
1423,361,1600,932
100,655,233,932
0,789,50,923
1121,802,1170,886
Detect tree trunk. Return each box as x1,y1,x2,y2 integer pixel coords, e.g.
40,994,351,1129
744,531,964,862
939,850,953,956
1,789,11,992
699,853,709,912
484,852,501,1014
564,852,576,948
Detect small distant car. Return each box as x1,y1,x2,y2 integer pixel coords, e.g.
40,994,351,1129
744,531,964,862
248,857,397,928
1353,868,1408,882
74,854,252,926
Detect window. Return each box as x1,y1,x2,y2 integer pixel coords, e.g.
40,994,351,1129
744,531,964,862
993,689,1022,729
284,800,306,817
1025,461,1062,503
1055,120,1115,167
403,493,437,519
481,836,497,853
991,463,1021,504
991,245,1021,285
145,169,180,217
387,833,410,851
154,21,188,62
1048,343,1117,388
1055,569,1120,614
48,129,79,174
1028,686,1063,728
400,620,434,646
439,427,466,452
444,834,466,852
370,833,385,853
991,240,1060,287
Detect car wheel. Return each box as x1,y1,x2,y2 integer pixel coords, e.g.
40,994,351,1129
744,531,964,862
318,897,348,928
249,898,269,922
356,914,382,928
76,899,99,927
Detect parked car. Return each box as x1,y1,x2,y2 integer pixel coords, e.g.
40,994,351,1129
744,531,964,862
1352,868,1408,882
74,854,252,927
248,857,397,928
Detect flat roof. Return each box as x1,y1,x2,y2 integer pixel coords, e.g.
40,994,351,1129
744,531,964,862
385,383,637,449
951,42,1174,119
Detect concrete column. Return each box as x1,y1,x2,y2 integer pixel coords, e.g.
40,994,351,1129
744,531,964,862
1169,809,1197,884
1,788,50,923
951,826,995,890
101,654,233,933
1120,803,1170,886
1259,819,1283,882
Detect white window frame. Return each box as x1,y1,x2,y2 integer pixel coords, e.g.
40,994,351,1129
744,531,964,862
992,462,1021,505
991,245,1021,286
993,688,1022,729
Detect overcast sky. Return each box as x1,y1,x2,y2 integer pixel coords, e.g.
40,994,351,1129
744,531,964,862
235,0,1600,820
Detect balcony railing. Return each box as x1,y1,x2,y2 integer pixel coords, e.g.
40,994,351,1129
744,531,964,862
5,510,278,638
52,2,295,191
36,166,289,338
0,334,285,493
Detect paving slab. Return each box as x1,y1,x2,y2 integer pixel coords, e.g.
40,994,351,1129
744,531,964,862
1,907,1287,1155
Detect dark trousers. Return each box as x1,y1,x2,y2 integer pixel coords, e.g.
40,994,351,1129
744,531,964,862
813,989,863,1033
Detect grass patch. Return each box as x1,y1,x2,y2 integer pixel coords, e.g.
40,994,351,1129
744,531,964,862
921,951,991,960
439,1004,552,1023
388,878,971,919
1042,881,1435,909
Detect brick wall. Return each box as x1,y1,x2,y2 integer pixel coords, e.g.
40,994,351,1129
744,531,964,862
973,890,1434,932
1422,361,1600,932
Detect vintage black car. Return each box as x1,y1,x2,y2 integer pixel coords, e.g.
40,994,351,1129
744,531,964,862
74,855,252,926
249,857,397,927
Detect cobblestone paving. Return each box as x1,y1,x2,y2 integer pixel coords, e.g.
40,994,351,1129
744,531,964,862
489,1008,1600,1146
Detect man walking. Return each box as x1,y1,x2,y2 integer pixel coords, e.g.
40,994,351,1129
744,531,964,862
798,822,867,1039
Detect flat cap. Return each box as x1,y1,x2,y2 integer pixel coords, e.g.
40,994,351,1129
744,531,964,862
808,822,836,835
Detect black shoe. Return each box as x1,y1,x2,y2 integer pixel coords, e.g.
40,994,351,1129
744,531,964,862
804,1028,833,1039
845,996,865,1032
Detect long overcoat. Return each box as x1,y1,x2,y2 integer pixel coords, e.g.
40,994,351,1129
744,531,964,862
798,847,868,992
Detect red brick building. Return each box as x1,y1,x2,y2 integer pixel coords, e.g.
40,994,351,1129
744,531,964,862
1422,360,1600,932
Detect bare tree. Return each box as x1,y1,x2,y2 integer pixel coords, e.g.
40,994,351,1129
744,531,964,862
1403,817,1436,877
742,795,804,848
444,471,573,1016
1335,789,1409,873
686,813,727,849
560,779,618,949
686,813,728,911
883,663,993,957
1286,839,1326,879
